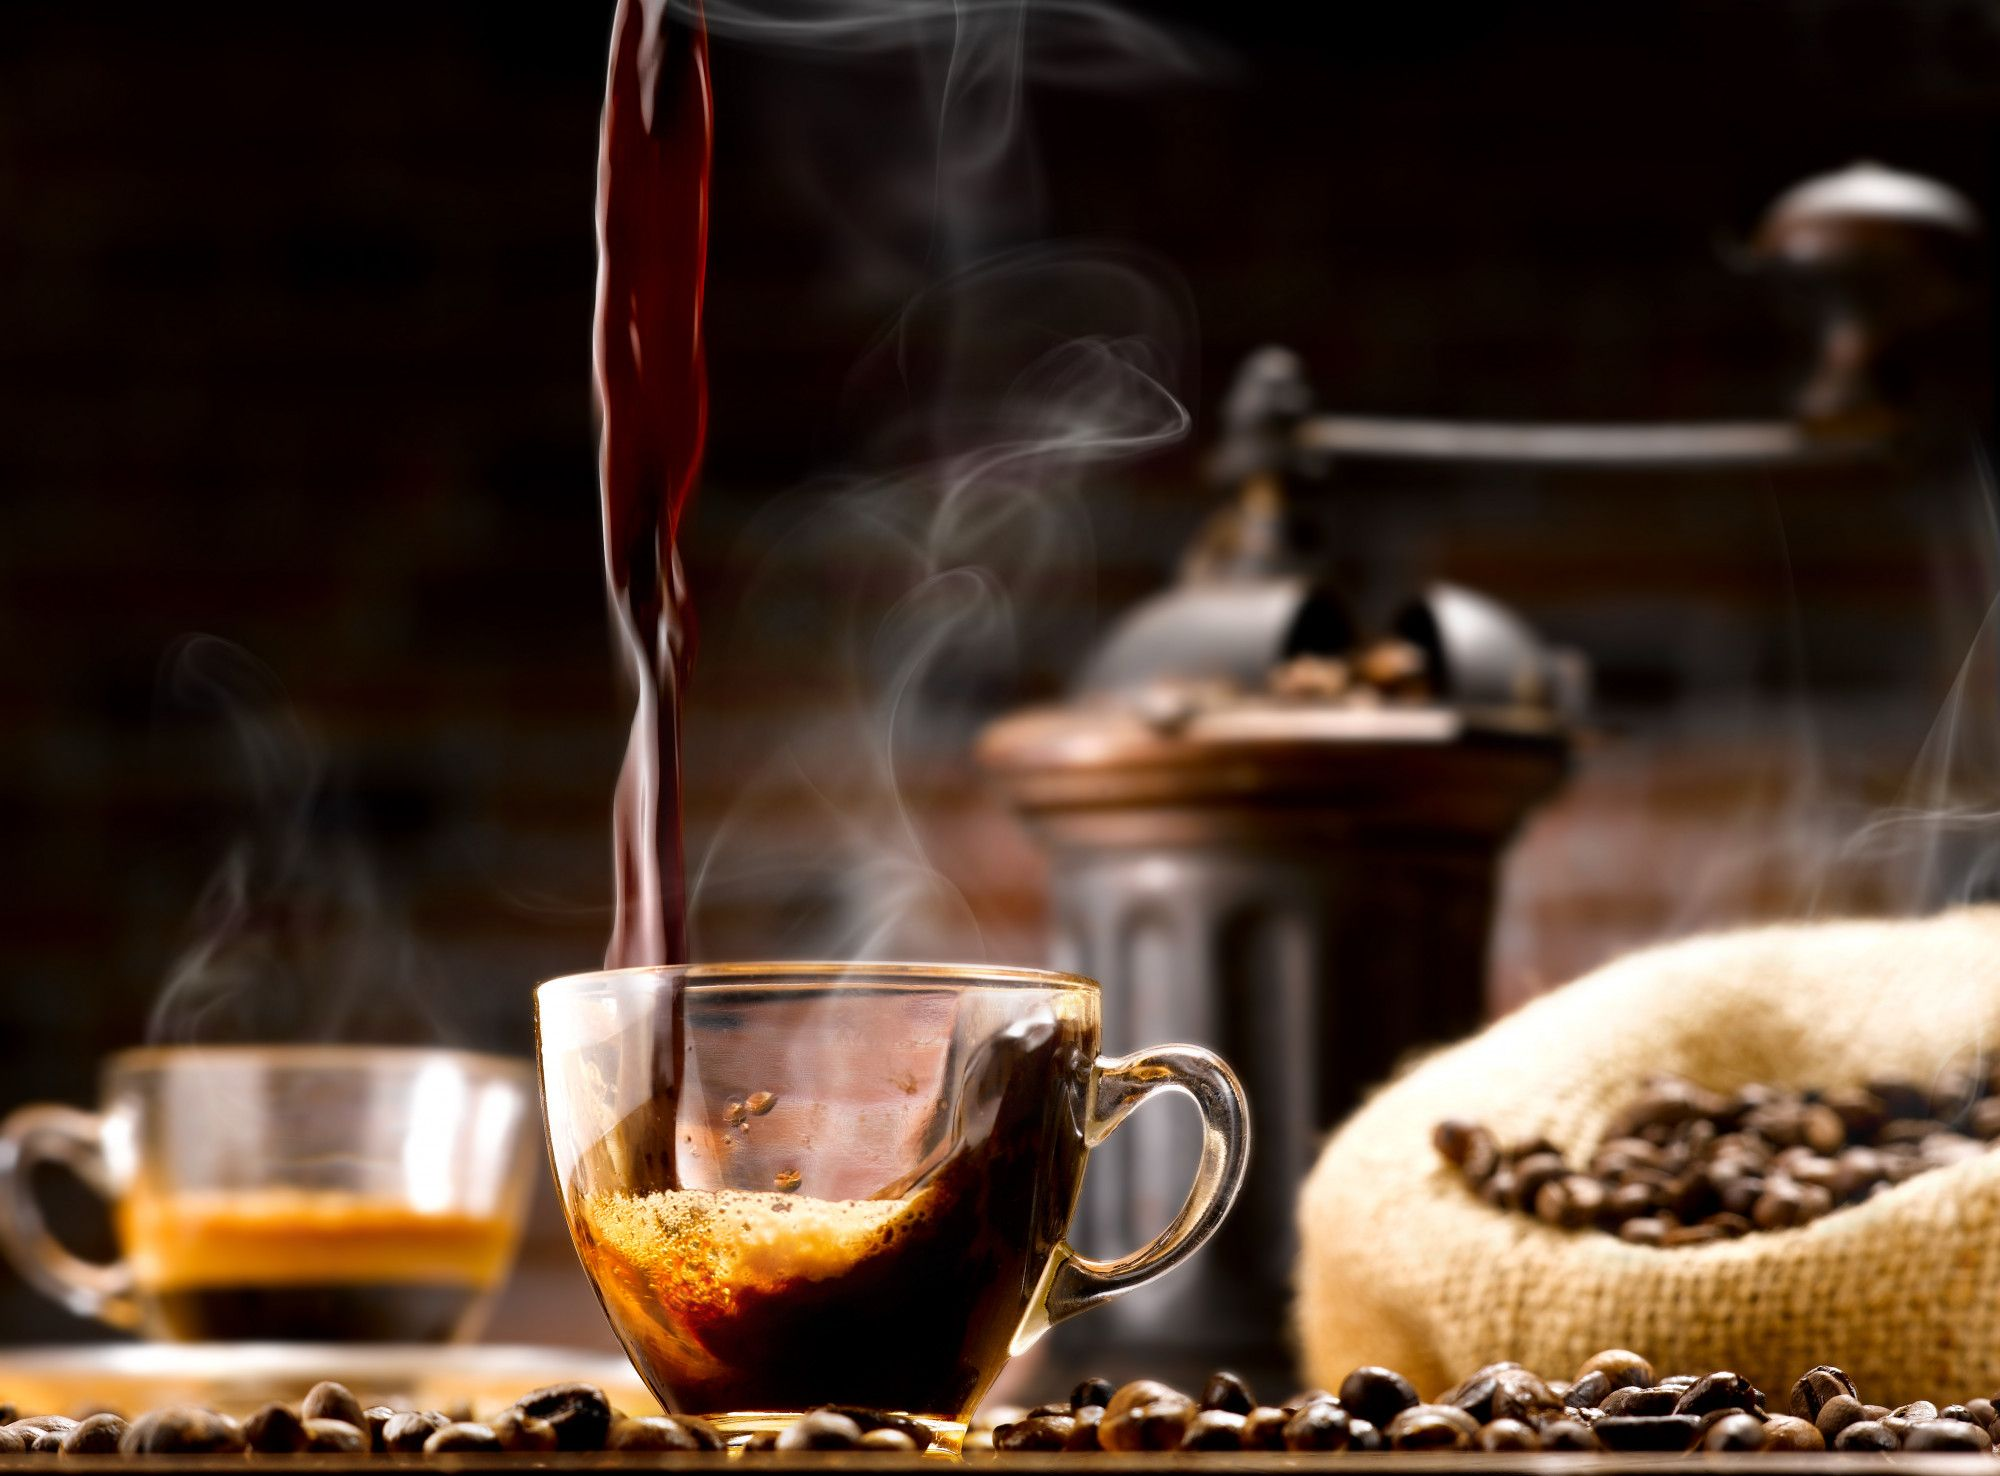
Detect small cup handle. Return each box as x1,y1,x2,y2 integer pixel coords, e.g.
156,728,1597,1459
1032,1044,1250,1337
0,1104,140,1329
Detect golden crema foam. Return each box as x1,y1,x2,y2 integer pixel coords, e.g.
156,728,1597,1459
121,1188,517,1290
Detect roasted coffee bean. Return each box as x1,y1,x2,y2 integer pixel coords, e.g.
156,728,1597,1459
1339,1365,1419,1426
1432,1119,1482,1168
1347,1417,1384,1452
1179,1412,1245,1451
119,1410,244,1456
1026,1402,1071,1419
1674,1370,1760,1417
1815,1394,1866,1440
1282,1388,1335,1413
817,1407,930,1449
1103,1380,1184,1425
1702,1413,1766,1451
1578,1349,1655,1390
1837,1418,1901,1451
995,1416,1075,1452
16,1416,78,1453
741,1429,782,1455
1491,1369,1558,1422
0,1429,23,1458
1386,1412,1471,1452
424,1422,503,1454
1565,1371,1611,1409
381,1412,446,1454
1540,1419,1598,1451
1965,1397,1997,1427
1200,1371,1255,1416
1070,1377,1116,1411
1479,1418,1540,1451
58,1414,126,1456
1897,1400,1941,1422
301,1418,366,1454
1606,1182,1659,1220
1280,1400,1350,1453
1386,1404,1479,1451
858,1428,920,1453
1443,1374,1498,1422
1136,1401,1199,1452
299,1382,364,1432
1660,1222,1726,1247
1619,1216,1668,1246
491,1410,562,1453
1941,1404,1983,1424
241,1404,307,1456
352,1407,390,1452
1758,1415,1824,1451
1064,1408,1104,1453
1907,1420,1995,1453
1555,1175,1609,1229
1241,1408,1288,1452
776,1411,865,1453
1789,1364,1856,1420
1514,1152,1568,1206
1599,1385,1679,1418
1594,1415,1701,1451
514,1382,613,1451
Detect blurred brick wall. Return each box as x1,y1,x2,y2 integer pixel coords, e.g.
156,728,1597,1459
3,0,2000,1346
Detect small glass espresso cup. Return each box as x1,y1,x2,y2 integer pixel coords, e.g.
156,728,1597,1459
0,1046,537,1342
537,962,1250,1444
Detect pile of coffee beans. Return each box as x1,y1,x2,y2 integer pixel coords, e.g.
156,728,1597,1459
981,1355,2000,1455
1434,1070,2000,1245
0,1380,739,1458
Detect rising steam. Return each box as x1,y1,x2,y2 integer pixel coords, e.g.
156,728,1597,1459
681,0,1209,959
146,637,445,1045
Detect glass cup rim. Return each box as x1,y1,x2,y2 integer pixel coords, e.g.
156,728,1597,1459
100,1042,536,1085
535,959,1100,1003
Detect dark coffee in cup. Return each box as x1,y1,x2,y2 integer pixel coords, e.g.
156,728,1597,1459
539,963,1250,1440
572,1012,1089,1419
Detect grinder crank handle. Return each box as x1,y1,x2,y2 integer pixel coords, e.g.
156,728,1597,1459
0,1104,141,1329
1027,1044,1251,1340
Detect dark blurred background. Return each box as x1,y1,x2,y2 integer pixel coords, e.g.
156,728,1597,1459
6,0,2000,1345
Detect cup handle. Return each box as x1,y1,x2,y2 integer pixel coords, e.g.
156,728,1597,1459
0,1105,140,1329
1034,1044,1251,1334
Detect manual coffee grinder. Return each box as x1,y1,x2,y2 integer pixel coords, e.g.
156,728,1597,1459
978,367,1579,1390
984,160,1983,1391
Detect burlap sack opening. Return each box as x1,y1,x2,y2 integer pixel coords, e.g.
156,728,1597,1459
1295,907,2000,1407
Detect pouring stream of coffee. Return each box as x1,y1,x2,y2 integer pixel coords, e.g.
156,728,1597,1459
596,0,712,974
591,0,710,1188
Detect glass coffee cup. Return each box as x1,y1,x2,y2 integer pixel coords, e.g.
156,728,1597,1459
536,962,1250,1444
0,1046,537,1342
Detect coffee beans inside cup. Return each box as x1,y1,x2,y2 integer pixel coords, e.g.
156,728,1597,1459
1433,1071,2000,1245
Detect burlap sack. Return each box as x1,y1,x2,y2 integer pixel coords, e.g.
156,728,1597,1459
1295,907,2000,1407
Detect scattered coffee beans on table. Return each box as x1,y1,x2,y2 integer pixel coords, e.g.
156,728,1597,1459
981,1355,2000,1455
1433,1071,2000,1245
0,1382,736,1459
10,1357,1999,1458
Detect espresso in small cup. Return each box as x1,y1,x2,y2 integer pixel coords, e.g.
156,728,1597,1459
123,1187,519,1342
538,963,1250,1442
0,1046,536,1343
